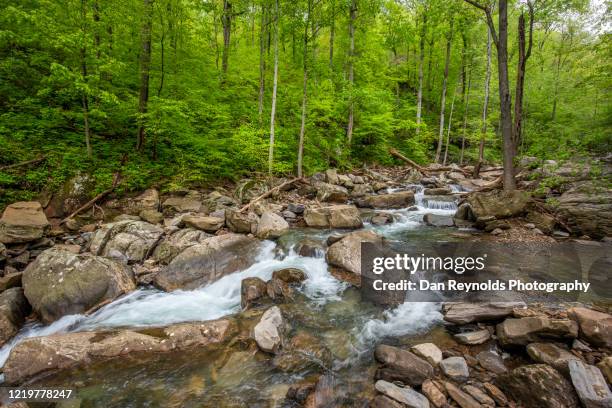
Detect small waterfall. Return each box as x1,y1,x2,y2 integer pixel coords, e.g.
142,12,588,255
423,198,458,211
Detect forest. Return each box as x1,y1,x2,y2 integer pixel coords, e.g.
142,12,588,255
0,0,610,204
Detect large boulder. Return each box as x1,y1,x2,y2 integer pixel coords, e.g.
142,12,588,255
315,182,349,203
152,228,211,264
374,344,434,386
443,302,525,324
182,215,225,232
466,190,530,219
567,307,612,348
303,205,363,229
356,191,415,209
161,192,203,215
254,306,284,353
22,248,135,323
153,233,261,291
497,317,578,347
526,342,580,374
89,220,164,263
0,202,50,244
226,209,259,234
569,360,612,408
0,288,31,346
256,211,289,239
2,318,236,384
497,364,579,408
326,230,383,275
557,181,612,239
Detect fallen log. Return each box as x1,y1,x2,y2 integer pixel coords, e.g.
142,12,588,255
388,148,429,174
0,156,46,171
239,177,303,213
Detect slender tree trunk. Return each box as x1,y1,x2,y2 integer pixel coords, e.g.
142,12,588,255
474,24,492,178
513,3,533,154
329,0,335,70
297,5,310,178
258,3,267,118
435,17,454,163
443,81,459,165
137,0,153,151
551,45,562,121
460,67,471,164
158,13,165,96
268,0,279,174
80,0,92,159
222,0,232,75
346,0,356,145
416,12,426,134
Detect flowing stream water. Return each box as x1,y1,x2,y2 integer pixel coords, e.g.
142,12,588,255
0,185,466,407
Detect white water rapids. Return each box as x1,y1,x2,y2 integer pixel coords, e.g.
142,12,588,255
0,185,462,374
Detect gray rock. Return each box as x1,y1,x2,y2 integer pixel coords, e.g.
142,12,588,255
454,329,491,345
182,215,225,232
567,307,612,348
557,181,612,239
325,168,339,184
315,182,349,203
287,203,305,214
440,356,470,382
254,306,284,353
569,360,612,408
241,277,269,310
326,230,383,275
444,382,480,408
410,343,443,366
375,344,434,386
303,205,362,229
476,350,507,374
152,228,210,264
374,380,430,408
282,210,297,219
423,213,454,227
225,209,258,234
466,190,530,219
139,209,163,224
153,233,261,291
497,317,578,346
356,191,415,209
462,384,496,406
0,202,50,244
443,302,525,324
256,211,289,239
351,184,374,198
23,248,135,323
89,220,164,263
526,342,580,374
0,288,30,346
161,194,203,215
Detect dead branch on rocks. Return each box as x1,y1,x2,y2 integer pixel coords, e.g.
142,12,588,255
239,177,303,213
388,148,429,174
0,156,46,171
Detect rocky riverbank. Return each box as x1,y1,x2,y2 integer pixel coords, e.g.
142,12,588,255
0,157,610,407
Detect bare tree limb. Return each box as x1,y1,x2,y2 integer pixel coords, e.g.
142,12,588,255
0,156,46,171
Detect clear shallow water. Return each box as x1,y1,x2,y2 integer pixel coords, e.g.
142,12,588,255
0,185,465,406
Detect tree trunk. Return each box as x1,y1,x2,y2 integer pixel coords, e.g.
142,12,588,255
222,0,232,75
435,17,454,163
443,81,459,165
297,5,310,178
258,3,267,118
346,0,356,145
416,12,426,134
158,12,165,96
81,0,92,159
268,0,279,174
136,0,153,151
460,67,471,164
551,44,562,121
513,3,533,154
474,21,492,178
329,0,335,70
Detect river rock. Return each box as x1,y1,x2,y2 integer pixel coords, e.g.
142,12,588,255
0,202,50,244
326,230,383,275
424,187,452,195
569,360,612,408
444,382,480,408
356,191,415,209
421,379,447,408
410,343,443,365
241,277,269,310
303,205,362,229
162,194,203,215
497,364,579,408
597,357,612,384
483,382,508,406
22,248,135,323
374,380,430,408
374,344,434,386
526,211,556,234
567,307,612,348
440,356,469,382
423,213,454,227
139,209,163,224
526,342,580,374
0,242,6,263
2,318,236,384
256,211,289,239
462,384,496,406
325,168,339,184
226,209,259,234
154,233,261,291
497,317,578,347
0,288,30,346
476,350,507,374
351,183,374,198
254,306,284,353
370,395,405,408
315,182,349,203
557,181,612,239
121,188,160,215
466,190,530,219
273,331,332,372
152,228,210,264
182,215,225,232
89,220,164,263
0,272,22,292
443,302,525,324
454,329,491,345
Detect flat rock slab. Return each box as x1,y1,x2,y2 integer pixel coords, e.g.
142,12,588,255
526,342,580,374
375,344,434,386
440,356,470,382
0,201,50,244
374,380,430,408
497,317,578,346
567,307,612,348
411,343,443,366
443,302,525,324
569,360,612,408
454,329,491,345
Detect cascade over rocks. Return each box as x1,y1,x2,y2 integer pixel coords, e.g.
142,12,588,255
2,318,237,384
153,233,261,291
22,247,135,323
89,220,164,263
0,201,50,244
